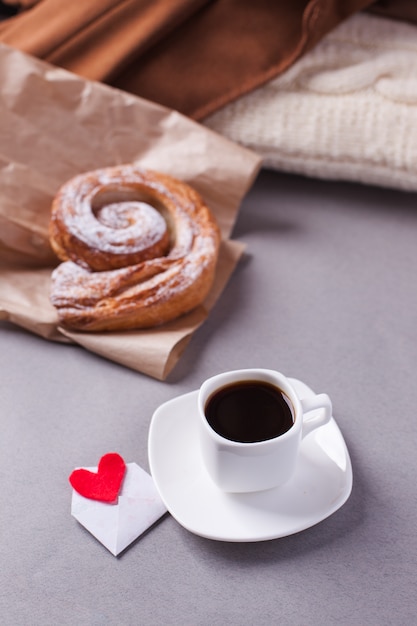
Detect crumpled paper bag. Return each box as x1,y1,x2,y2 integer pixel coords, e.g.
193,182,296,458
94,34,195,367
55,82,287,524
0,44,261,379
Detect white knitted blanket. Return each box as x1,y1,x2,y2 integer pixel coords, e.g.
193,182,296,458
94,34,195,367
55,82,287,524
205,13,417,192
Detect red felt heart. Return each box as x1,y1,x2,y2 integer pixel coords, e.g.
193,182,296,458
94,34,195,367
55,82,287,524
69,453,126,503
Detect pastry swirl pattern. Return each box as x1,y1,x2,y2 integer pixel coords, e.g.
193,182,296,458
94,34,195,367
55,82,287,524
49,165,221,331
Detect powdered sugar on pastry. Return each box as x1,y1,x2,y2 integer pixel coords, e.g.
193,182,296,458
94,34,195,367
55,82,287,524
49,165,221,331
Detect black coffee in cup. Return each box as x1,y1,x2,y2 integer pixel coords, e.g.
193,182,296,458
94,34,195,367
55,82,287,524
204,380,294,443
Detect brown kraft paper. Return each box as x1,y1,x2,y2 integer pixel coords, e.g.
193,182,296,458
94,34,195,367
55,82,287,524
0,44,261,380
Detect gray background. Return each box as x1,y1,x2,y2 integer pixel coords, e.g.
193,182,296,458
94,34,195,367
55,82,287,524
1,170,416,624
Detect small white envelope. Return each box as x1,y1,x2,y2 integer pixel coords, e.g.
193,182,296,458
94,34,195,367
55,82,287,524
71,462,167,555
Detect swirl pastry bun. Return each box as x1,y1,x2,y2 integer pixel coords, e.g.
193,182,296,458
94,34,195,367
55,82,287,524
49,165,221,331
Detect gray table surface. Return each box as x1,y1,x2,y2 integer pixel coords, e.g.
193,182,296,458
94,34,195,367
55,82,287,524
1,170,416,625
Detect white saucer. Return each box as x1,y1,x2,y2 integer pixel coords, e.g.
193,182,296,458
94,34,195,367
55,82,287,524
148,378,352,542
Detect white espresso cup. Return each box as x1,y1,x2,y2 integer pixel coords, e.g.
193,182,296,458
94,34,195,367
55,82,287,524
198,369,332,493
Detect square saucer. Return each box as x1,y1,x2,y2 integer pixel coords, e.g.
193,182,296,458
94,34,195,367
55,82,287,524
148,378,352,542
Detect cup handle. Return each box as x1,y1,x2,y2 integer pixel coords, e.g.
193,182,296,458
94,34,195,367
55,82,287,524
300,393,332,439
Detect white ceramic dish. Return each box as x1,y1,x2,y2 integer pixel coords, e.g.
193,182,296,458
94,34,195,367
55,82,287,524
148,378,352,542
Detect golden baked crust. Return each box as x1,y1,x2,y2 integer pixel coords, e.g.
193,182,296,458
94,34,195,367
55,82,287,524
49,165,221,331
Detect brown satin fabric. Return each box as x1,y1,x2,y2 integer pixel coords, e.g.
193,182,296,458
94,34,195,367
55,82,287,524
368,0,417,24
0,0,374,120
